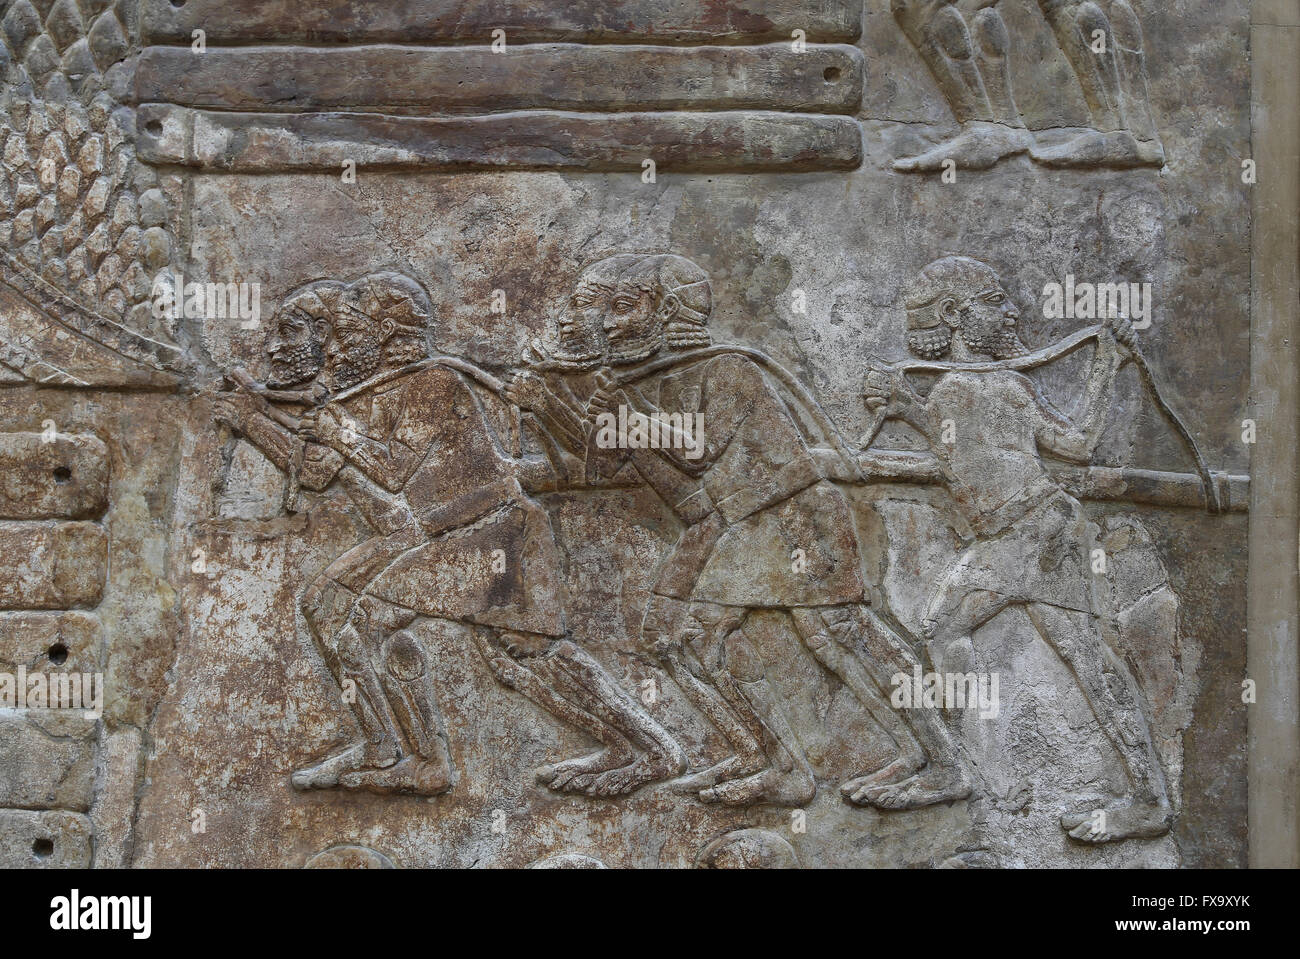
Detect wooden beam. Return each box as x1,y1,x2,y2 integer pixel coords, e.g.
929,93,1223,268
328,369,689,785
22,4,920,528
136,106,863,173
136,44,864,115
140,0,864,46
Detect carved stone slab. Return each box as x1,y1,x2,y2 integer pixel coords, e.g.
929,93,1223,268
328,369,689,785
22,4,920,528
0,0,1289,873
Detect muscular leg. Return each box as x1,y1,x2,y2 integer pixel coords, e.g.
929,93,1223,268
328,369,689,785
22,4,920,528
642,595,770,793
293,549,404,790
339,627,455,796
1023,602,1172,842
792,606,925,794
697,615,816,807
292,619,403,790
659,644,770,792
473,628,637,786
797,605,971,809
543,640,687,796
473,628,685,797
892,0,1032,171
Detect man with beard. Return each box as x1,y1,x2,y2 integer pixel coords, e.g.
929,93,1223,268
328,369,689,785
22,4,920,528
504,254,644,473
863,255,1172,842
476,255,694,798
294,271,685,798
213,280,344,509
581,253,971,809
217,274,457,795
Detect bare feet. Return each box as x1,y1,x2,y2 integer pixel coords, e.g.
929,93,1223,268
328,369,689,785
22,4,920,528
894,122,1034,173
291,741,397,791
1030,129,1162,169
585,750,687,797
839,754,924,805
699,764,816,807
339,756,454,796
1061,800,1173,843
670,755,761,795
853,766,972,810
536,746,635,792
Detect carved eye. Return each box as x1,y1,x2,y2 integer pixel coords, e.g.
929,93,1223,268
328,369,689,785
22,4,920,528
986,293,1005,304
613,298,637,313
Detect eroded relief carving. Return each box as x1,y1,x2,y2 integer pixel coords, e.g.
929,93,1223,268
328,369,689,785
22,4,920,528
0,0,1258,871
862,256,1171,841
892,0,1163,171
217,269,686,798
206,246,1226,857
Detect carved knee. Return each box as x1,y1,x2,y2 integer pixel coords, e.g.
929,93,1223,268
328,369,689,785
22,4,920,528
385,629,427,683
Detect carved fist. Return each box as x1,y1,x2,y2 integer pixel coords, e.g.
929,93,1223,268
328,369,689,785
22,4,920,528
1109,315,1138,350
521,337,553,368
299,406,348,447
585,368,620,418
212,391,261,431
505,370,548,410
863,365,899,412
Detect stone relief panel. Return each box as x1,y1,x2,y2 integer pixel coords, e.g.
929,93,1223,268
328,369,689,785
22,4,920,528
0,0,1258,869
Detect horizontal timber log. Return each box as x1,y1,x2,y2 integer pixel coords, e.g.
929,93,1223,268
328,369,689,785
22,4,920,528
136,106,863,172
140,0,864,46
137,44,864,115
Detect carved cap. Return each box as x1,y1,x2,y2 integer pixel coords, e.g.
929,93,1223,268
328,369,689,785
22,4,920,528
618,253,713,345
902,256,1001,329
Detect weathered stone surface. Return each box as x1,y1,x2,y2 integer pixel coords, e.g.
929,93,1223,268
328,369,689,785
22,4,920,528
89,725,144,868
0,610,102,674
1,0,1287,874
0,431,108,520
137,107,864,173
0,521,107,609
0,808,93,867
0,710,98,811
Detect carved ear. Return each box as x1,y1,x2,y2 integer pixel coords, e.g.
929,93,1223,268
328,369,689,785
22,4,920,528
380,317,396,341
658,291,682,322
938,297,961,328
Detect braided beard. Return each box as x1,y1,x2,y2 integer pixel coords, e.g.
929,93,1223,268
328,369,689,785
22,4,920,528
268,342,323,388
331,341,382,390
958,310,1027,360
606,330,664,366
539,351,603,373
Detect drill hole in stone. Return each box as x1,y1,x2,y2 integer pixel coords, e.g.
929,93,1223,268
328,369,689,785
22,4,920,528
145,119,164,137
52,466,71,483
48,643,68,665
32,838,54,858
823,66,842,83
